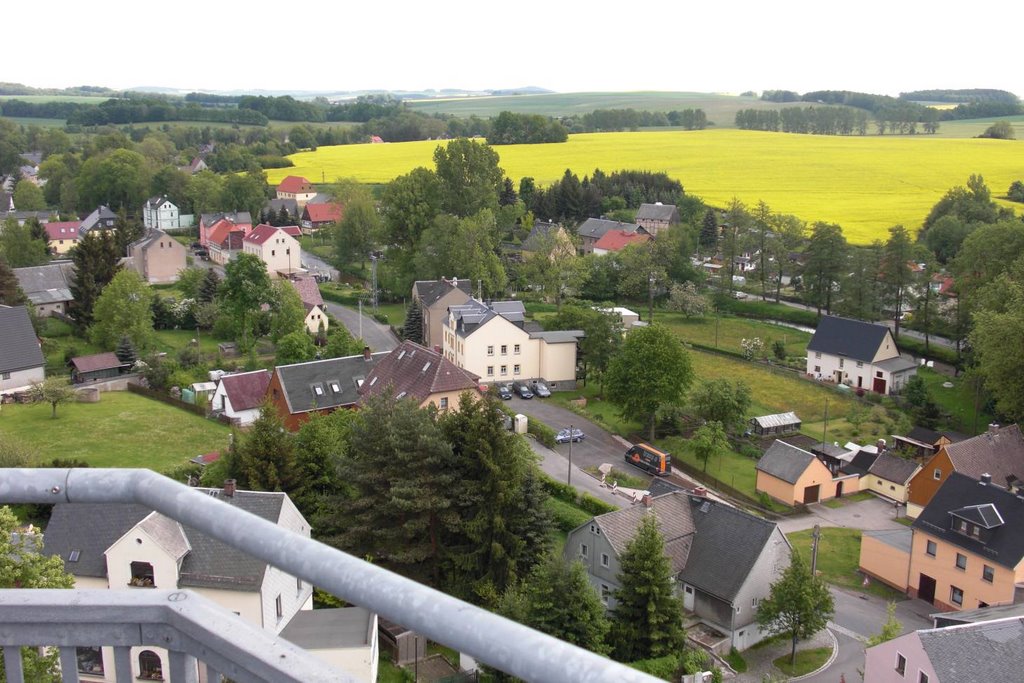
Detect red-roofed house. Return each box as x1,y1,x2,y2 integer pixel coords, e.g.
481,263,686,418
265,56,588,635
300,203,343,233
276,176,317,209
44,221,82,254
358,341,481,413
592,229,652,255
210,370,272,426
199,212,252,249
370,136,384,144
243,224,303,278
206,220,253,265
288,275,329,335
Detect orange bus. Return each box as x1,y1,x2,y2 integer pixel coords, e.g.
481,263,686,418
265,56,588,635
624,443,672,477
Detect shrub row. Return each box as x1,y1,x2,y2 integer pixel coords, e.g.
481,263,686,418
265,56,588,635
545,497,592,532
528,419,557,448
539,473,617,516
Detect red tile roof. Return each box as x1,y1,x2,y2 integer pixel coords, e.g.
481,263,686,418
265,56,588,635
207,219,251,247
70,352,122,374
277,176,313,194
44,222,82,241
303,203,343,225
289,275,324,308
281,225,303,238
243,223,296,246
219,370,272,411
593,229,651,252
359,341,480,405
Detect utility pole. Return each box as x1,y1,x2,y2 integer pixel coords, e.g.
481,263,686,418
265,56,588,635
811,524,821,575
822,397,829,451
567,423,573,487
648,273,655,324
369,252,380,313
358,300,363,340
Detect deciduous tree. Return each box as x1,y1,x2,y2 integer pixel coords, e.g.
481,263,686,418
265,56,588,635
606,324,693,441
433,138,504,218
76,148,151,212
13,179,45,211
756,555,834,665
543,306,623,388
692,420,729,472
608,514,685,661
0,216,49,267
90,269,155,350
269,280,307,343
275,329,316,366
689,379,752,432
221,252,273,350
28,377,78,419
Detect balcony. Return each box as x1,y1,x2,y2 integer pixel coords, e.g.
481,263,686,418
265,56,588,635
0,468,658,682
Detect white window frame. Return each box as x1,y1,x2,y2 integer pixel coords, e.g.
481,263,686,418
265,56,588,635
487,345,494,356
600,553,609,568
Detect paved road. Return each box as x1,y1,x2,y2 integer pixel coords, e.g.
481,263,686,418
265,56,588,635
776,496,908,534
320,300,399,352
526,439,625,507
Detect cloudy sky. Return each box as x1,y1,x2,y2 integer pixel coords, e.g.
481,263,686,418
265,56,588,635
10,1,1021,97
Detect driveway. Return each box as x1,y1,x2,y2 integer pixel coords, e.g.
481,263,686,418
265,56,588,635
526,439,624,507
321,300,399,353
776,496,908,533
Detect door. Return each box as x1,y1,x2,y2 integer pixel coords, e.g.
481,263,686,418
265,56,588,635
803,485,820,504
683,585,695,611
872,377,887,394
857,376,863,388
835,481,844,498
834,370,844,384
918,574,936,604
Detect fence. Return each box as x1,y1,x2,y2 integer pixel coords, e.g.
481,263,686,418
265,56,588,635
127,382,207,417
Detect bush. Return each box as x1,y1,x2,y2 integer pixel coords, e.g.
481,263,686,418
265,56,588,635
629,654,681,680
726,648,748,673
372,312,389,325
528,419,557,448
578,492,616,516
772,339,787,360
546,497,592,532
177,345,204,369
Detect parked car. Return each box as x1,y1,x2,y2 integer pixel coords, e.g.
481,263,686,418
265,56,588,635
555,428,584,443
496,384,513,400
532,380,551,398
513,382,534,399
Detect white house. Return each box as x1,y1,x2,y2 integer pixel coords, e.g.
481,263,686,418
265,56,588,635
565,488,792,652
442,298,582,389
806,315,917,394
210,370,272,426
42,483,320,682
142,195,182,230
242,224,303,278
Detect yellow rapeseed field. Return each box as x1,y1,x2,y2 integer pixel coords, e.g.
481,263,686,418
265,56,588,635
268,130,1023,244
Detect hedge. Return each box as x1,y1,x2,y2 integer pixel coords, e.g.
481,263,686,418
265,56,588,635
528,419,557,448
629,655,681,680
713,297,819,327
546,497,592,532
539,473,617,515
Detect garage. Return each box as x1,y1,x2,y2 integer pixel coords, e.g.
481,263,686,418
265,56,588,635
803,484,820,504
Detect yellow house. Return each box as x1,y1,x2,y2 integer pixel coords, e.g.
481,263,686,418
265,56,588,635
858,451,921,503
755,440,859,505
358,340,480,413
44,221,81,254
442,298,582,390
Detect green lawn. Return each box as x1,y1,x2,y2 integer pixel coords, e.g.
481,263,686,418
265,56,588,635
822,491,874,509
659,434,772,504
787,527,903,600
548,382,642,438
660,313,811,358
916,367,989,436
152,329,224,356
0,392,230,470
772,648,832,677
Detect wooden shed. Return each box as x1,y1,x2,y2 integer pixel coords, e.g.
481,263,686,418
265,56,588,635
749,412,801,436
69,352,125,384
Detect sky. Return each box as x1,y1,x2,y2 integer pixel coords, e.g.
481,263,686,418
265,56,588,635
9,1,1021,98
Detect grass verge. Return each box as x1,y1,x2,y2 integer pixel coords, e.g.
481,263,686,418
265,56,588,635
787,527,904,600
772,647,831,677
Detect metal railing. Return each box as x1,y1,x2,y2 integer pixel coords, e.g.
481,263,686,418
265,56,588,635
0,468,660,683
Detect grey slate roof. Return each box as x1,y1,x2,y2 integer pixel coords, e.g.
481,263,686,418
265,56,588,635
636,203,678,222
867,451,920,485
843,450,878,476
874,356,918,373
942,425,1024,490
806,315,893,363
265,198,299,216
677,496,781,602
918,617,1024,681
80,205,117,233
529,330,585,344
0,306,44,374
521,221,564,251
863,528,913,553
43,489,292,591
913,472,1024,570
593,492,696,574
13,261,75,306
280,607,374,650
448,298,527,338
577,218,639,240
931,602,1024,627
412,278,472,308
129,228,170,252
755,440,818,484
145,195,174,209
276,352,387,415
751,412,801,430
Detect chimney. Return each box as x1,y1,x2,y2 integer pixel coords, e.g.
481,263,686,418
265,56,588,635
876,438,887,452
980,473,992,486
988,423,1000,435
362,346,371,361
641,494,652,508
223,479,236,497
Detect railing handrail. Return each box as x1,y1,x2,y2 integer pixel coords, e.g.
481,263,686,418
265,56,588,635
1,468,660,682
0,588,347,682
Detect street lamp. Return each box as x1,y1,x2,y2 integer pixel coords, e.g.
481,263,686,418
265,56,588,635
648,272,656,324
369,251,383,312
567,423,574,487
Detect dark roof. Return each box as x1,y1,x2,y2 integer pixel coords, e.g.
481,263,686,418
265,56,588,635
864,528,913,553
918,617,1024,681
129,228,173,252
521,221,563,252
647,478,685,498
593,492,696,574
912,472,1024,570
755,440,818,484
70,352,123,374
220,370,271,411
678,497,781,602
80,205,117,232
265,198,299,215
448,299,513,338
13,262,75,306
931,602,1024,626
636,203,678,222
942,425,1024,489
867,452,920,485
874,356,918,373
280,607,373,650
905,426,968,446
843,450,878,476
806,316,894,363
0,306,44,374
145,195,174,209
577,218,638,240
359,341,479,405
289,275,324,309
275,352,387,415
412,278,472,308
42,489,294,590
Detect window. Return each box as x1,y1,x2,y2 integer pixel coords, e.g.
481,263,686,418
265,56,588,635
514,344,520,354
839,358,845,368
919,673,929,683
487,345,494,356
580,543,588,558
895,653,906,675
486,366,493,377
752,597,760,608
513,364,521,375
77,646,104,675
933,468,942,480
814,352,821,359
983,564,995,583
500,365,507,376
276,594,284,619
926,540,937,557
1,372,9,380
600,553,610,568
856,361,864,368
589,524,596,533
139,650,162,680
500,344,508,355
129,561,155,587
877,371,884,378
439,397,449,410
950,586,963,606
271,250,276,257
600,583,611,605
955,553,967,570
814,366,821,373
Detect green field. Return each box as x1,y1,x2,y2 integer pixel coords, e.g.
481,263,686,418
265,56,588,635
0,95,107,104
0,391,229,469
660,314,811,358
266,130,1022,244
787,527,903,599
